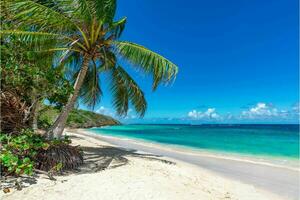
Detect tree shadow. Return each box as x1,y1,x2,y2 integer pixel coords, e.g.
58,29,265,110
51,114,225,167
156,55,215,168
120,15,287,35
68,135,84,141
0,140,175,192
78,145,175,174
0,176,38,191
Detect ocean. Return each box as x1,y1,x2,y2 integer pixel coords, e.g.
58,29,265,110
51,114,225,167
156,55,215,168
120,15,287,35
89,124,299,159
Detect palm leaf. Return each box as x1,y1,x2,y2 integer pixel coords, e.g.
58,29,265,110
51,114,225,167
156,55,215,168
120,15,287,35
90,0,116,22
2,0,78,33
116,66,147,116
110,67,129,116
0,30,68,51
110,17,126,38
109,66,146,117
74,0,93,22
100,49,117,70
58,51,82,80
114,41,178,90
0,30,63,38
80,60,102,108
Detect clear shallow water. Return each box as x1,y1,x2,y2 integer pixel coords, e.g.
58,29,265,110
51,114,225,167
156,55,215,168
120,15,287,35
90,124,299,159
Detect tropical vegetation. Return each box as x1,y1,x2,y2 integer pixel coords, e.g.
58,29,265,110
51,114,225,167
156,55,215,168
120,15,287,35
38,105,120,129
0,0,178,179
0,129,69,176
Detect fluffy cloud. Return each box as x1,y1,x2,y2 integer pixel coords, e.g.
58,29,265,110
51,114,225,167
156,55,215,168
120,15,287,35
123,108,137,119
97,106,106,113
241,103,279,119
188,108,220,120
185,102,299,123
98,102,299,123
97,107,137,121
240,102,299,121
96,106,114,116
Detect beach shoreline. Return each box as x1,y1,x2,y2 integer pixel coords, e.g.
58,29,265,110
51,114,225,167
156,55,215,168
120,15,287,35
1,128,297,200
80,128,299,200
85,128,300,170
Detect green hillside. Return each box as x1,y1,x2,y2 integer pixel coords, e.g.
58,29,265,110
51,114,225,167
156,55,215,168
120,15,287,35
38,106,121,129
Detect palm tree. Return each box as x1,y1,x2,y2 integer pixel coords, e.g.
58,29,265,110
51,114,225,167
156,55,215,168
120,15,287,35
1,0,178,139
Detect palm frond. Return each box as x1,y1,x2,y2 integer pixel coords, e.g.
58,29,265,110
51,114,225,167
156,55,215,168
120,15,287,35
100,49,117,70
80,60,102,108
41,48,79,53
75,0,92,22
114,41,178,90
110,66,146,117
0,30,62,38
2,0,78,32
110,17,126,38
0,30,67,50
110,67,128,116
90,0,116,23
116,66,147,116
57,51,82,79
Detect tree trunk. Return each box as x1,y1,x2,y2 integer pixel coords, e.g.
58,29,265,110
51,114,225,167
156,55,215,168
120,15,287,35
32,101,39,131
46,55,90,139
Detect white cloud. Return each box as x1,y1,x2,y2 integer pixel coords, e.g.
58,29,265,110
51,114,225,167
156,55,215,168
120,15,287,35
240,102,299,121
97,107,136,120
188,108,220,120
123,108,137,119
98,102,299,123
97,106,106,113
241,102,279,119
96,106,114,116
292,103,299,113
188,110,198,118
184,102,299,123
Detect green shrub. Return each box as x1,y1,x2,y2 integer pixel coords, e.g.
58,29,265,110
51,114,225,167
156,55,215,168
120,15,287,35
0,129,71,176
67,112,86,124
0,129,47,176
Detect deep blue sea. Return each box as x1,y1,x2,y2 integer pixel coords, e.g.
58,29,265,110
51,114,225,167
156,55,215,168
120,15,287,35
90,124,299,159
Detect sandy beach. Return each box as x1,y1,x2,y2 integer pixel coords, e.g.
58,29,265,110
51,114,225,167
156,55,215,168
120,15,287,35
2,1,298,200
82,129,300,199
1,129,295,200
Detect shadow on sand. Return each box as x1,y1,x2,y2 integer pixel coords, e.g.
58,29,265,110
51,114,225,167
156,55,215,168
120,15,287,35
68,134,175,174
79,145,175,174
1,135,175,191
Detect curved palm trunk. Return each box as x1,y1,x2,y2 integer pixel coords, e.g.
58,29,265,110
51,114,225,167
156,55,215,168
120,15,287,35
47,55,90,139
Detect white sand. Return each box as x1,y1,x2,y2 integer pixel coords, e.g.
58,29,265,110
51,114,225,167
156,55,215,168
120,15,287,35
79,129,299,199
1,130,282,200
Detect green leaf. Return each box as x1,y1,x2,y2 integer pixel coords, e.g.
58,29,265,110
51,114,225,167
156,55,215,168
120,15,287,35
3,0,78,32
22,157,31,164
109,66,147,117
15,168,22,174
114,41,178,90
42,143,50,150
91,0,116,22
111,17,126,38
80,60,103,108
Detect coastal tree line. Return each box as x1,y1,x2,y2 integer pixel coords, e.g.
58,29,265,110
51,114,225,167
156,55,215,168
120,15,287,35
0,0,178,179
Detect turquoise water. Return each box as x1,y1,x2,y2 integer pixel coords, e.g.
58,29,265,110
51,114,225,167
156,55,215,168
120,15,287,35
90,124,299,159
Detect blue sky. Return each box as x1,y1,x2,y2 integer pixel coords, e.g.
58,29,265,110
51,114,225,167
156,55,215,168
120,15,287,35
80,0,299,124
